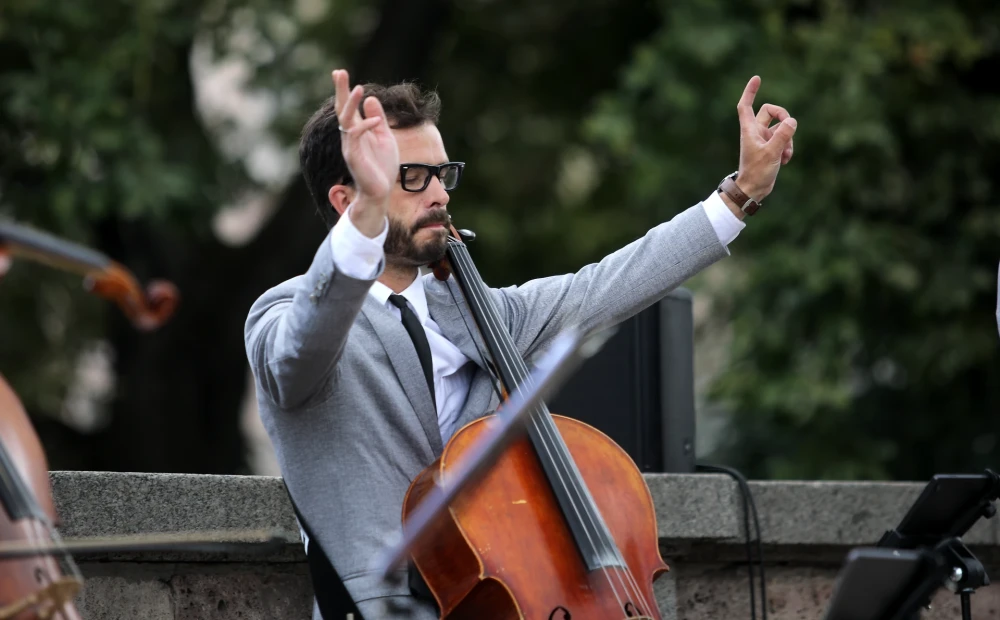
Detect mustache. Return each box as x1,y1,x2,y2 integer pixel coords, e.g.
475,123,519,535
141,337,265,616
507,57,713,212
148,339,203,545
411,209,450,233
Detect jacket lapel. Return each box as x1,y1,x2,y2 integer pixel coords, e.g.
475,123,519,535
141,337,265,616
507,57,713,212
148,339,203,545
360,295,442,455
424,276,503,433
424,276,491,372
453,371,501,432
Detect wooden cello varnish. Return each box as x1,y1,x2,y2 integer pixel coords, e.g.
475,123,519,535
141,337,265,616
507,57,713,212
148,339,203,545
403,228,667,619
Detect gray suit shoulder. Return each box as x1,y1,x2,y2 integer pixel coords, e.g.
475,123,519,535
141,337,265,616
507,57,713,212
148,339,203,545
244,245,376,410
245,275,305,347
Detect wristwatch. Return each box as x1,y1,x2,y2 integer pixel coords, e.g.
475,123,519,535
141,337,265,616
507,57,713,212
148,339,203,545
717,171,761,216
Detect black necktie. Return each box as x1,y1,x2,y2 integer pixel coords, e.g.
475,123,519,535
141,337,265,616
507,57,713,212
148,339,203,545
388,294,436,407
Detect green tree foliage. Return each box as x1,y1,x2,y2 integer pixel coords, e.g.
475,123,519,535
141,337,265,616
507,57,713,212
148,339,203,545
586,0,1000,479
0,0,227,415
0,0,377,469
231,0,664,284
0,0,665,471
3,0,997,480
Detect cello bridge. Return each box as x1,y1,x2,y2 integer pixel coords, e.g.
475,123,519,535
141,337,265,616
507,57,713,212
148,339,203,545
0,576,83,619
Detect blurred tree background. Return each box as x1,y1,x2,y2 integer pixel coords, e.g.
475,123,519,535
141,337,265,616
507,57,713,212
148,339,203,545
0,0,997,480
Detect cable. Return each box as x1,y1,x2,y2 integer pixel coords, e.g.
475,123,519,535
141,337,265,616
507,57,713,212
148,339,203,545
696,463,766,620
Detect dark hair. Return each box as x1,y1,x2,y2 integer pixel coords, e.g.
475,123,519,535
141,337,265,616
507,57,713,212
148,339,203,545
299,82,442,229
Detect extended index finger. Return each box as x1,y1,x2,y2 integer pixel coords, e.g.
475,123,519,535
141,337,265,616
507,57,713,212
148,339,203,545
737,75,762,128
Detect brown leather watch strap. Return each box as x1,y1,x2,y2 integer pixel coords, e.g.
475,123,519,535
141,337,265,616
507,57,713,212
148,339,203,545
719,175,761,216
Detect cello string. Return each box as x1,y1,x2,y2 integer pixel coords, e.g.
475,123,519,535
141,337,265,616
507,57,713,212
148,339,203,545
451,242,654,615
456,248,654,617
448,243,635,610
445,243,649,614
449,245,631,610
447,244,626,587
442,277,505,405
27,517,81,619
504,328,656,613
447,242,630,606
498,316,654,614
47,527,84,583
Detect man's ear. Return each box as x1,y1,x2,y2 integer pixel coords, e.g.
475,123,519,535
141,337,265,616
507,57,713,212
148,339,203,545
327,184,355,218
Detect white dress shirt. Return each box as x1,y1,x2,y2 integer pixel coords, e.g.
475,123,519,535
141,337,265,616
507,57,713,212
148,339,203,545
367,276,475,440
329,191,744,442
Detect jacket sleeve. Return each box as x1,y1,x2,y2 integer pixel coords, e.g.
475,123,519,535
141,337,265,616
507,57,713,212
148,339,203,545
244,226,384,410
493,202,729,361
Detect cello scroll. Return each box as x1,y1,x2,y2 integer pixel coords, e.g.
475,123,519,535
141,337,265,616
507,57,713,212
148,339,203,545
0,220,179,331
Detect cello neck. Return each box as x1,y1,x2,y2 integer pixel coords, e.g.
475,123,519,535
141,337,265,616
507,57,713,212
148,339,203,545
0,220,110,277
443,238,533,396
442,235,625,572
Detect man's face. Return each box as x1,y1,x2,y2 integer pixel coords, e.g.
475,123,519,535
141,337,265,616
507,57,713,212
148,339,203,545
382,123,453,267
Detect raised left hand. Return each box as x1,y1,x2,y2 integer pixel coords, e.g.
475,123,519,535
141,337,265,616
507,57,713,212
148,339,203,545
735,76,797,201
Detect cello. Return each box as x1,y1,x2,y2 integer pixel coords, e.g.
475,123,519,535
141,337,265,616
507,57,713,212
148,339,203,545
399,226,668,619
0,220,292,618
0,219,177,619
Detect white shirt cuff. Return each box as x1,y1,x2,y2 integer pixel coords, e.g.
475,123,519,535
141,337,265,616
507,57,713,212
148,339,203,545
702,190,746,247
329,206,388,280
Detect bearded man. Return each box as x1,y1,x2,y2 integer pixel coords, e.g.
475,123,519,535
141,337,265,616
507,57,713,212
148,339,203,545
244,69,796,619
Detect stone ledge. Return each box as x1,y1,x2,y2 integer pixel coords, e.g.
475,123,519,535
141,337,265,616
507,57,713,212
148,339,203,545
651,475,999,547
47,471,1000,620
51,471,301,563
74,563,313,620
51,471,999,563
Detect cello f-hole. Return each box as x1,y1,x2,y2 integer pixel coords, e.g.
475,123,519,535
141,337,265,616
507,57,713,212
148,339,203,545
547,605,571,620
624,600,656,620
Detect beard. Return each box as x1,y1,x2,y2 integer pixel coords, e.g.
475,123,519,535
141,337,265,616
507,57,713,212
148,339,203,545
384,208,450,267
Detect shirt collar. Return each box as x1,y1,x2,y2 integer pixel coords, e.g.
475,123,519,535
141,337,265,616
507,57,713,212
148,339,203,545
369,275,430,325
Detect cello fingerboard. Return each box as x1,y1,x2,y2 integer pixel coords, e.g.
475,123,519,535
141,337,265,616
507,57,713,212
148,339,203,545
0,221,109,272
445,238,625,573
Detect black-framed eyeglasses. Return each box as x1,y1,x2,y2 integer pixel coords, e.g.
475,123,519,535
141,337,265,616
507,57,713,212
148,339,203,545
399,162,465,193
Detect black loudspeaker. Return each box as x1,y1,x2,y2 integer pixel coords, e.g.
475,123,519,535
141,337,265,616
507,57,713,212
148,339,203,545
547,288,696,473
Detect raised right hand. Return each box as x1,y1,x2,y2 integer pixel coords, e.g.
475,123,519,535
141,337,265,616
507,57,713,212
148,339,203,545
334,69,399,205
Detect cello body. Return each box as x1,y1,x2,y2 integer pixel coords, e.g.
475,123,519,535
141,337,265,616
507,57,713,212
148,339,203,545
400,229,669,619
403,414,668,619
0,375,82,620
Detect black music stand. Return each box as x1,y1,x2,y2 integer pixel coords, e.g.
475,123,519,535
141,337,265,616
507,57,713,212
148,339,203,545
823,546,953,620
876,470,1000,620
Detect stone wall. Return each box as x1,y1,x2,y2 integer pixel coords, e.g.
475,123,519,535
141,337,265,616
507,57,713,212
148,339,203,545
48,471,1000,619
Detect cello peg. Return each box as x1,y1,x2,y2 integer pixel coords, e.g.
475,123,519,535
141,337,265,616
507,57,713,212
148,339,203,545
458,229,476,242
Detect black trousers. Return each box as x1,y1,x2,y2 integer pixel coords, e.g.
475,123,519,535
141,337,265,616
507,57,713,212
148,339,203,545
282,483,439,619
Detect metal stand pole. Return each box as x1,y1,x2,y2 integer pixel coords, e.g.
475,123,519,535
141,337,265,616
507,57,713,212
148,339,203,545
960,589,972,620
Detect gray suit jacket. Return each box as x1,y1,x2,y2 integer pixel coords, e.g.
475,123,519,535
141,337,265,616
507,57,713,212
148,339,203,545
244,202,729,618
